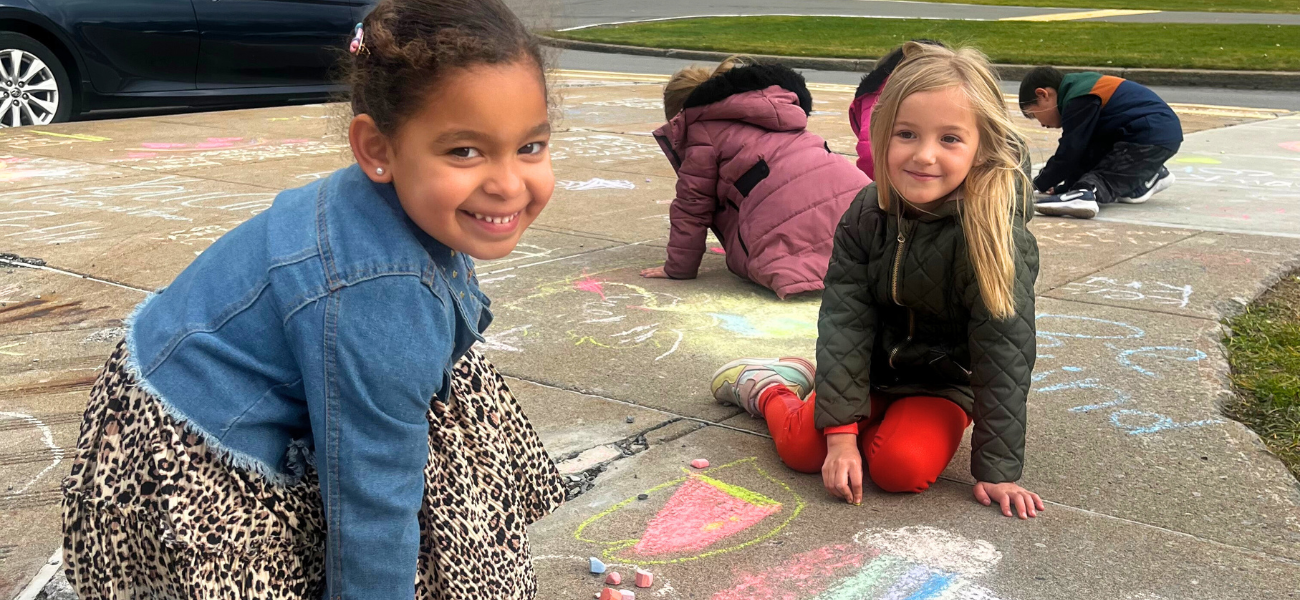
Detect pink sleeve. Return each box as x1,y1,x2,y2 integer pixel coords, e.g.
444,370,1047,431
664,140,719,279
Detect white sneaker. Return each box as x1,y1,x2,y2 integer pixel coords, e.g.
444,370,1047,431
1119,167,1174,204
1035,188,1099,219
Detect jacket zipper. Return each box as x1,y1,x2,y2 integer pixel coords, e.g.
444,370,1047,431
888,221,915,369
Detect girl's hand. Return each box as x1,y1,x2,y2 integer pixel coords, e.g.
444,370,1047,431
973,481,1045,519
640,266,670,279
822,434,863,504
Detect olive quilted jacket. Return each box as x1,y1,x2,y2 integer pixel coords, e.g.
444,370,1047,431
813,184,1039,483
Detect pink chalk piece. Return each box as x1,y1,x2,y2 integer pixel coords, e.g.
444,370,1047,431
620,591,635,600
632,475,781,556
709,247,726,254
634,568,653,588
690,459,709,469
599,588,620,600
605,572,621,585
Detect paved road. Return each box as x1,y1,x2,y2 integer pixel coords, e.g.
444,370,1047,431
556,49,1300,111
508,0,1300,29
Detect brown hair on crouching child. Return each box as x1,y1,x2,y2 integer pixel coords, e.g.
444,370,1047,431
642,57,870,299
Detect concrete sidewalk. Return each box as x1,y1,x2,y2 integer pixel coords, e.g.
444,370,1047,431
2,72,1299,599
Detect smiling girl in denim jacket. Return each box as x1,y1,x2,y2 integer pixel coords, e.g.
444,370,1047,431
58,1,564,598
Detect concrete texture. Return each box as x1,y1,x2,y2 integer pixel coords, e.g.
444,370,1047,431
4,71,1299,600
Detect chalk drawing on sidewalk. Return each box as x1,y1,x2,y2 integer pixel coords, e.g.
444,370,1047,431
558,178,637,191
575,457,805,565
1278,141,1300,153
109,138,346,171
581,98,664,111
550,134,661,164
1062,277,1193,309
0,156,121,183
711,526,1005,600
0,412,65,495
1035,314,1220,436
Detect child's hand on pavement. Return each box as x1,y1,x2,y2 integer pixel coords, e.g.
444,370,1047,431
973,481,1044,519
640,266,669,279
822,433,863,504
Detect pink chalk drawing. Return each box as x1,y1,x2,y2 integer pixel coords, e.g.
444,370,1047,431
575,457,805,565
711,544,871,600
129,138,271,153
632,474,781,556
712,526,1005,600
574,271,608,300
1279,141,1300,153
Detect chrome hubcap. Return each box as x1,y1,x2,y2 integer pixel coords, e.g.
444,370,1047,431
0,49,60,127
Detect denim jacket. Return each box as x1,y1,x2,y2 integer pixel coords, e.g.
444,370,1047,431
124,164,491,599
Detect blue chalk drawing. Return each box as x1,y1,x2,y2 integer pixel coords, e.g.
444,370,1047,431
1110,409,1223,435
1117,346,1207,377
1062,366,1084,372
708,313,764,337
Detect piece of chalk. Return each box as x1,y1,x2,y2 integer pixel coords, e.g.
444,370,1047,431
599,588,620,600
635,567,653,588
621,591,636,600
626,416,635,423
605,572,622,585
589,557,606,574
690,459,709,469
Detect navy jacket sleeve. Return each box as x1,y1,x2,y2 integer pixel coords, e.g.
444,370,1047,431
1034,96,1102,193
296,275,452,599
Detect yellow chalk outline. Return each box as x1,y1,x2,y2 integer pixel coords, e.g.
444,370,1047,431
1000,9,1160,21
573,456,806,565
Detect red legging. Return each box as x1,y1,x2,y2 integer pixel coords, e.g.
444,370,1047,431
759,386,971,493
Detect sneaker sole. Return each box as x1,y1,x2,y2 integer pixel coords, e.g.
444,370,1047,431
1035,200,1099,219
709,357,816,400
1119,173,1174,205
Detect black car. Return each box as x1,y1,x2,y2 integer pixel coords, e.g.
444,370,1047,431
0,0,375,127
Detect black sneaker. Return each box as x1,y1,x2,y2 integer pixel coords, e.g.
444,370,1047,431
1119,166,1174,204
1035,188,1099,219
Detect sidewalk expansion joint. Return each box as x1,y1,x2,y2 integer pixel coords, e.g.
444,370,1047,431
0,255,151,294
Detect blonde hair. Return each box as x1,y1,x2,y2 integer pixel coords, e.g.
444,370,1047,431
662,56,749,121
869,42,1031,320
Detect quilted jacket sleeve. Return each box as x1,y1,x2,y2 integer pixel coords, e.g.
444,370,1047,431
664,135,720,280
814,189,879,429
964,225,1039,483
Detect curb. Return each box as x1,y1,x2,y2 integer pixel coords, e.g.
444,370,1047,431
541,36,1300,92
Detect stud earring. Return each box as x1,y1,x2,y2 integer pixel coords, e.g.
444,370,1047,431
376,167,385,175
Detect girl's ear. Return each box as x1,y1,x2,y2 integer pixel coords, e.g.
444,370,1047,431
349,114,394,183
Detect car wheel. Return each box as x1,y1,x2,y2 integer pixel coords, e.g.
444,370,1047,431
0,32,73,127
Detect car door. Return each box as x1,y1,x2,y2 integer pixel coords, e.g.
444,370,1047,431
191,0,361,89
44,0,200,93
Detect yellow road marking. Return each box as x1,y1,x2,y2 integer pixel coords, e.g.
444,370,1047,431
1000,9,1161,22
29,131,112,142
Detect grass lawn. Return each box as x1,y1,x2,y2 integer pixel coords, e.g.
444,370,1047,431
1224,271,1300,480
915,0,1299,14
551,17,1299,71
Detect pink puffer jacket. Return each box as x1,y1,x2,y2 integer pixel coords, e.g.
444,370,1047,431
653,64,870,299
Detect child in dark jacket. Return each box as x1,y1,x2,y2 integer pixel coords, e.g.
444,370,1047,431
711,43,1044,518
1020,66,1182,219
641,59,869,299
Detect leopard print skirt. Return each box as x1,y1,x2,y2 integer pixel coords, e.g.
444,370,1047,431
61,340,566,599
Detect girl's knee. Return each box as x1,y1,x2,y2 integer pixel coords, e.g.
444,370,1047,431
867,446,939,493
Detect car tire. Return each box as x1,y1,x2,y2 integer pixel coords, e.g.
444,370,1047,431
0,32,73,126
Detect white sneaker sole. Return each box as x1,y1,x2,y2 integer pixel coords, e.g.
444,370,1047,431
1035,199,1099,219
1119,173,1175,204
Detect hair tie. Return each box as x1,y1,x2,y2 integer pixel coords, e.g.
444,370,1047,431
349,23,367,55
